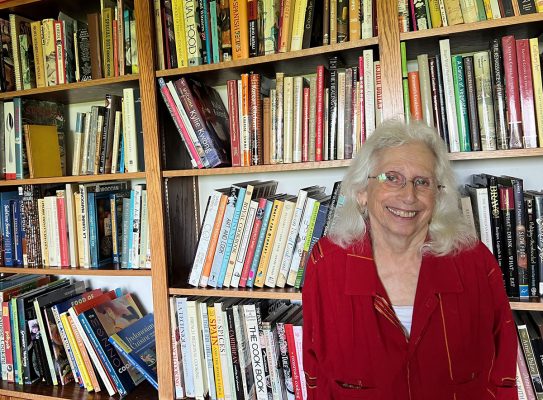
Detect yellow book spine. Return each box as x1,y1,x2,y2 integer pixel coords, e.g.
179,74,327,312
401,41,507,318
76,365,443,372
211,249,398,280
254,199,284,287
230,0,250,59
60,313,93,391
329,0,337,44
536,0,543,12
102,7,114,78
428,0,444,27
207,305,224,398
349,0,361,40
444,0,464,25
482,0,493,18
278,0,294,52
41,19,57,87
172,0,188,67
529,37,543,148
30,21,46,87
290,0,308,51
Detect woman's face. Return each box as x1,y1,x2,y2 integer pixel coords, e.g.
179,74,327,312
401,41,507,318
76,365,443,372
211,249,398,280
358,142,438,247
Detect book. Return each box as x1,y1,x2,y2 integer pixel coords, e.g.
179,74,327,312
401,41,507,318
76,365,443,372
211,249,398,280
23,125,62,178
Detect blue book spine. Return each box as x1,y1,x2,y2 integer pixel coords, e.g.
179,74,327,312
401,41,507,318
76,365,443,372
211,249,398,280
13,98,23,179
118,132,125,173
210,0,220,63
120,197,131,269
78,311,132,396
201,0,212,64
246,199,274,288
3,199,14,266
87,192,98,268
11,200,23,266
217,187,246,287
207,204,234,287
108,338,158,390
127,191,135,268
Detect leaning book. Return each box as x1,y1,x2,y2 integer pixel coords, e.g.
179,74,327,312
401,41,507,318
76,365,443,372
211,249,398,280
108,313,158,390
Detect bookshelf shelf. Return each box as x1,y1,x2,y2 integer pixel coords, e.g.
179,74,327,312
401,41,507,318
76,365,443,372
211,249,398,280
0,380,157,400
0,75,140,103
169,286,302,301
448,148,543,161
400,13,543,41
0,266,152,276
509,300,543,312
0,172,146,187
162,160,352,178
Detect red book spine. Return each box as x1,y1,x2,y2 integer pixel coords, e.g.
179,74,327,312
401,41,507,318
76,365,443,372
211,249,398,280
516,38,537,148
227,80,241,166
239,197,267,287
56,195,70,267
250,73,263,165
159,80,204,168
285,323,303,400
302,87,310,162
408,71,423,121
409,0,417,31
359,55,366,145
501,35,524,148
315,65,325,161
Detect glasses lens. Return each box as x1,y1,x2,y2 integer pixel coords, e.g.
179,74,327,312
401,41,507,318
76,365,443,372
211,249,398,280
382,171,405,188
413,177,433,190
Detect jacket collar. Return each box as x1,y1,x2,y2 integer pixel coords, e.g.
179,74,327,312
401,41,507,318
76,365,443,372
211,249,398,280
344,234,464,297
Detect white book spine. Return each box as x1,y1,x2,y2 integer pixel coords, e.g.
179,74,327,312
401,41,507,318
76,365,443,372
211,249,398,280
287,197,317,286
189,191,222,286
33,300,58,385
138,190,149,268
293,325,307,399
363,49,375,136
231,200,258,287
277,190,308,288
51,306,80,386
4,102,15,179
80,112,92,175
263,325,284,399
65,184,79,267
292,76,304,163
417,54,435,127
265,201,296,287
361,0,373,39
214,303,232,400
169,298,185,399
187,300,206,398
222,309,236,399
233,304,253,399
110,110,122,173
476,188,493,254
490,0,501,17
176,297,195,397
439,39,460,152
243,304,268,400
122,88,139,172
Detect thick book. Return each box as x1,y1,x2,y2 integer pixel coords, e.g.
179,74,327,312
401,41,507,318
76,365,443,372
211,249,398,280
490,38,509,150
108,313,158,389
23,125,62,178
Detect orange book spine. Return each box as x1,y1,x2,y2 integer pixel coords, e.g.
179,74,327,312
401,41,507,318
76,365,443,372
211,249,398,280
230,0,249,59
68,315,101,392
408,71,423,121
199,195,228,287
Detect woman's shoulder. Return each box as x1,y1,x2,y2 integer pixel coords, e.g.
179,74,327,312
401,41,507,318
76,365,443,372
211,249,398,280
310,236,350,264
446,240,498,274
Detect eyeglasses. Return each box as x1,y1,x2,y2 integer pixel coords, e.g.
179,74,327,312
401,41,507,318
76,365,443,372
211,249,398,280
368,171,444,192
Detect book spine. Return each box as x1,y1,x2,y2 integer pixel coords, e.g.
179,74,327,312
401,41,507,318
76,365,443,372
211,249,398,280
516,38,537,148
227,80,241,166
439,39,460,151
184,0,202,66
315,66,325,161
462,55,481,151
525,197,538,297
243,304,267,400
490,38,509,150
452,55,471,151
198,302,216,398
207,305,224,399
502,35,523,149
246,200,274,287
230,0,250,59
250,73,263,165
500,186,518,297
254,199,283,287
473,51,497,151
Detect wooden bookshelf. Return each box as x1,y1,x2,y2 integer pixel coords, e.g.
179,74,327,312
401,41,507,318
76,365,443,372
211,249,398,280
0,267,152,276
0,75,140,103
510,300,543,312
170,286,302,301
448,148,543,161
0,172,146,187
0,380,157,400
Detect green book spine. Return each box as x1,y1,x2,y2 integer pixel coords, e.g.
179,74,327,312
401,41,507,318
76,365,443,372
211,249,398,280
294,200,320,288
452,55,471,151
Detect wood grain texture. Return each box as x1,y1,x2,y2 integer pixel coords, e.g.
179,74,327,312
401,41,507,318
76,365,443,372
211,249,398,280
377,0,403,120
169,286,303,300
133,0,174,398
0,172,146,187
509,300,543,311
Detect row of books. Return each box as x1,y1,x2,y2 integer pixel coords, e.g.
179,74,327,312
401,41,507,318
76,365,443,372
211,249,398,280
170,297,304,400
72,88,145,176
398,0,543,33
187,180,343,289
403,35,543,153
514,310,543,399
0,181,150,270
0,98,65,180
1,3,138,93
461,174,542,298
155,0,376,70
0,274,156,396
161,49,381,169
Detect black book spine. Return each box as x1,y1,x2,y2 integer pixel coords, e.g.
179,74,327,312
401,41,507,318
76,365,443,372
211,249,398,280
531,194,543,296
525,196,538,296
462,56,481,151
302,0,316,49
328,56,338,160
490,38,509,150
500,186,518,297
248,0,258,57
510,179,528,296
323,180,342,236
337,0,349,42
518,0,537,14
500,0,515,16
226,306,245,399
435,55,450,150
197,0,209,64
428,57,443,138
163,0,178,69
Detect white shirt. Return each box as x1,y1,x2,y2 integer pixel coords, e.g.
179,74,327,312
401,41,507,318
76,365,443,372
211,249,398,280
392,305,414,336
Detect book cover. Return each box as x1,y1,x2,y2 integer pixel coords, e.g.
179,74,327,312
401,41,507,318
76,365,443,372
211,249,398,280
23,125,62,178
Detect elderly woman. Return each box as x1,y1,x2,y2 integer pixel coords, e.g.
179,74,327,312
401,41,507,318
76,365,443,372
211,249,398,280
302,120,517,399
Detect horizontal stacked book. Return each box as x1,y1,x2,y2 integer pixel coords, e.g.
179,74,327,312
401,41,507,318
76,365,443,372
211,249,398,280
0,274,156,396
0,181,150,270
0,3,138,93
154,0,376,69
169,297,304,400
514,310,543,399
398,0,543,33
161,49,381,168
461,173,543,299
187,180,343,289
402,34,543,153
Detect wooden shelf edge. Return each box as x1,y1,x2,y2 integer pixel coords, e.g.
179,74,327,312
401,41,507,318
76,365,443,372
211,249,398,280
0,172,146,187
510,300,543,311
0,74,140,101
400,13,543,41
448,148,543,161
0,0,38,9
169,287,302,300
156,38,379,78
0,267,152,276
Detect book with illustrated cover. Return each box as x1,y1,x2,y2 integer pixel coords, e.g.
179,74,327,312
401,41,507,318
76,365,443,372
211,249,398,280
108,313,158,389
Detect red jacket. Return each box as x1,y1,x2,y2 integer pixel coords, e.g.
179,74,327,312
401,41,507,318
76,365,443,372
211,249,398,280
302,235,517,400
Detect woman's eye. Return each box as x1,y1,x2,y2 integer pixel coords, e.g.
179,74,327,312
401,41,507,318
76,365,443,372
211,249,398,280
414,178,431,187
